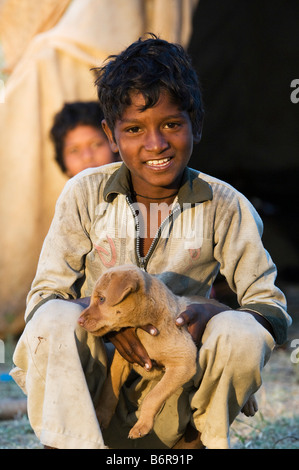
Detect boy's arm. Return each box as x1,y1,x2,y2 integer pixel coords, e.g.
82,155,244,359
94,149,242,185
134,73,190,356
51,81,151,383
176,302,275,348
25,178,93,322
212,191,291,345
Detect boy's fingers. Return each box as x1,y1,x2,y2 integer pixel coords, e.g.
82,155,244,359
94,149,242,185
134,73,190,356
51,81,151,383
175,312,189,326
140,324,159,336
108,327,152,370
123,336,152,369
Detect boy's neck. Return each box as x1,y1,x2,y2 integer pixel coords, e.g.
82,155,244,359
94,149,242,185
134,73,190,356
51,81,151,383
129,171,183,207
132,190,179,202
131,194,175,258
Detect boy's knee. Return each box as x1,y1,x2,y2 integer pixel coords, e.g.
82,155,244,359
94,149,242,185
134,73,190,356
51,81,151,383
25,298,84,337
202,310,275,372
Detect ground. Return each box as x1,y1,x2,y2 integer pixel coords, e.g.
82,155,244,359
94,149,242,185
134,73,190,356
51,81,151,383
0,284,298,450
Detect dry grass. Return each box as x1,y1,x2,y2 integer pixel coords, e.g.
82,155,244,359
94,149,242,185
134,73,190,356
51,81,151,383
231,346,299,449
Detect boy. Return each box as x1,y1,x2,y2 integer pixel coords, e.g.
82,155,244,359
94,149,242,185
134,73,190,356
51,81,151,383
11,35,291,449
50,101,119,178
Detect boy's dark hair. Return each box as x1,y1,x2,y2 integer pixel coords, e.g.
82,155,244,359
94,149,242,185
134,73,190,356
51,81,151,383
94,34,204,141
50,101,105,173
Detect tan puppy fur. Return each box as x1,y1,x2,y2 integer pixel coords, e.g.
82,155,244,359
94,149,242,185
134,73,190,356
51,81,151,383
78,265,256,440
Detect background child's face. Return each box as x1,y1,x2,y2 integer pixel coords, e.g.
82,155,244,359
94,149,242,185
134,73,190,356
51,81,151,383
103,91,194,195
63,125,115,177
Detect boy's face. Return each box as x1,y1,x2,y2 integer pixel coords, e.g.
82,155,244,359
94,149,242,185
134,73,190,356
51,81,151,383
103,91,194,195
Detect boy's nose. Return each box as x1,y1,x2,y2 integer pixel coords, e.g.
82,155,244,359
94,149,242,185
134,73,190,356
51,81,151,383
144,130,169,153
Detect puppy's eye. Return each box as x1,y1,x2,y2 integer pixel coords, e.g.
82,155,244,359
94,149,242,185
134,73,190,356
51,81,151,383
98,296,105,304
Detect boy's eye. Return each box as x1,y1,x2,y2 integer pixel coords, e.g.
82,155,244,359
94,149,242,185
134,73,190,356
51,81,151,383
127,126,141,134
164,122,180,129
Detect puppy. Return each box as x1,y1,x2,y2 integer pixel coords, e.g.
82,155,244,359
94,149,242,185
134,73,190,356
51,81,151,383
78,265,256,439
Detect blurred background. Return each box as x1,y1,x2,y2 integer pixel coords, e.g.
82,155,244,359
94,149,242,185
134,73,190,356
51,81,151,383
0,0,298,339
188,1,299,290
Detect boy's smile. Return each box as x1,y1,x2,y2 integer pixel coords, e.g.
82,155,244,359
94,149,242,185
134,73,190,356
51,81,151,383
103,91,195,198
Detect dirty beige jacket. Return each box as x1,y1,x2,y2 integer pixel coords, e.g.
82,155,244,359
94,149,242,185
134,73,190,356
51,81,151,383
25,162,291,344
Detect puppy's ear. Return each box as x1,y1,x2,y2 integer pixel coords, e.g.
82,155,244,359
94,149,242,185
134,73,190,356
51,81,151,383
106,272,139,306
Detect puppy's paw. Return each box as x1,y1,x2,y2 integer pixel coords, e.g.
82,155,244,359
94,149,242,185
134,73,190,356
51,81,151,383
241,394,258,417
128,420,153,439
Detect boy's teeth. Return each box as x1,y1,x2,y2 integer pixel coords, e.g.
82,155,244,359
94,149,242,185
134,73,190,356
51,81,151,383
146,158,170,166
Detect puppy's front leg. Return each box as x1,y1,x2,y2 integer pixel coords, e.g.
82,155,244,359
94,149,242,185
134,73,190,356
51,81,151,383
96,349,131,428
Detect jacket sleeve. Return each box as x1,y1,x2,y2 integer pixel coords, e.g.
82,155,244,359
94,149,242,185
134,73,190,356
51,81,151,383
25,178,93,322
213,190,291,345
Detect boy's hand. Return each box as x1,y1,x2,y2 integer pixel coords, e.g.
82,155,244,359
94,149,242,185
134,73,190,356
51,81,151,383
176,303,230,347
106,325,158,370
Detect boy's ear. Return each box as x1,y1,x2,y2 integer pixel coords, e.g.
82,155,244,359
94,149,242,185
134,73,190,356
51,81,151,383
101,119,119,153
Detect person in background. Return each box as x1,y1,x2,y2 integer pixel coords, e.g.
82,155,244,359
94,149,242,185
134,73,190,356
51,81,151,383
50,101,119,178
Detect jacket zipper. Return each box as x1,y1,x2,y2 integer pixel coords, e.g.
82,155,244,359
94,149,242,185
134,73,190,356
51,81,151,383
126,195,180,271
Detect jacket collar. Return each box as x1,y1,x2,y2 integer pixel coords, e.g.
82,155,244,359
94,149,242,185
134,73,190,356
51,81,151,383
103,163,213,206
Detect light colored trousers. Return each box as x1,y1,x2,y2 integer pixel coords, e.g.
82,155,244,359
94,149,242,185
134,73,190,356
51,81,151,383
10,299,275,449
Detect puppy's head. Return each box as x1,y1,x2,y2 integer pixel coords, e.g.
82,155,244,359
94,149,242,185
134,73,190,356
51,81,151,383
78,266,146,336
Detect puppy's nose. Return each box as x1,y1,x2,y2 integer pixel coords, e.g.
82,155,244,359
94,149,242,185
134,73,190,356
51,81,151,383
78,309,88,327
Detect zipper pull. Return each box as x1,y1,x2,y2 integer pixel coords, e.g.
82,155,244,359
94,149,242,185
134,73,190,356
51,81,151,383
139,258,146,271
